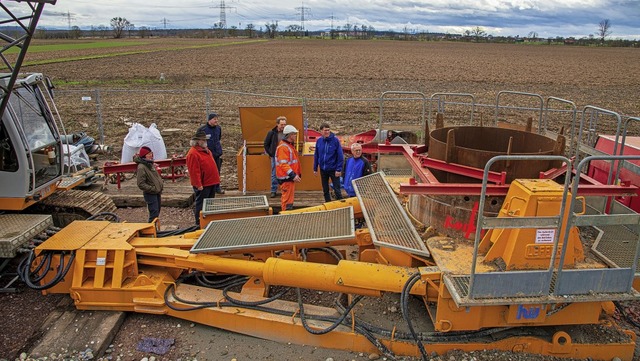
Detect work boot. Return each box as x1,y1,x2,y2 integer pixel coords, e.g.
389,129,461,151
270,191,277,198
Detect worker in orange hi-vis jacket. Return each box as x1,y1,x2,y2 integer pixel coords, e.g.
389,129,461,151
275,125,302,212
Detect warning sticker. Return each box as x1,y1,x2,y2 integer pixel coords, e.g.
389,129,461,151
535,229,556,244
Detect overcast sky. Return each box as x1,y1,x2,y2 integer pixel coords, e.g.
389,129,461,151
34,0,640,39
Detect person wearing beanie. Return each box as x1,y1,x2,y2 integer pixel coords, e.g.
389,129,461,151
198,112,225,194
134,146,164,223
186,130,220,226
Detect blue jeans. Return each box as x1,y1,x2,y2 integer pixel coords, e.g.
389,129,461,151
143,192,161,223
270,157,278,193
193,185,215,226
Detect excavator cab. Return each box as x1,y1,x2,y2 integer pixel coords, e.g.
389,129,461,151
0,73,63,211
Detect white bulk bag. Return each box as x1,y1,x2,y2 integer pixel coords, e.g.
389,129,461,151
142,123,167,161
121,123,147,163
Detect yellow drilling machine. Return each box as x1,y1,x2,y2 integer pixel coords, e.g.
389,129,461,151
24,156,640,360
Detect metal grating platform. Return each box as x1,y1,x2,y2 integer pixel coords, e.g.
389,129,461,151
444,273,640,307
593,225,640,269
202,196,269,215
58,176,84,189
585,197,640,270
0,214,53,258
381,168,413,177
191,207,355,253
353,172,430,257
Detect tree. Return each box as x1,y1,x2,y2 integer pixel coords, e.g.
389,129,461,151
344,23,352,38
264,21,278,39
110,17,131,39
229,25,238,37
470,26,487,42
598,19,612,44
246,23,255,38
69,25,82,39
285,24,303,37
527,31,538,39
138,26,151,38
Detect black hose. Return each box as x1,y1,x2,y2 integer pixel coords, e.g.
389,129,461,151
401,273,428,361
297,288,364,335
615,301,640,328
18,250,75,290
20,250,52,283
157,225,199,237
223,282,291,306
87,212,121,222
300,247,343,262
163,281,395,358
195,273,248,288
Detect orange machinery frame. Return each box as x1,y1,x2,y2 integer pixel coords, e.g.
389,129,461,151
236,105,323,192
31,193,638,360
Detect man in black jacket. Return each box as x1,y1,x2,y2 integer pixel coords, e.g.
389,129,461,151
263,116,287,198
198,112,225,194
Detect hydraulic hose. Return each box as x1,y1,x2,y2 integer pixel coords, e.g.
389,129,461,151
401,273,428,361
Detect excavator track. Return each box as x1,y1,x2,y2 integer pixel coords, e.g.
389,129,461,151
38,189,117,227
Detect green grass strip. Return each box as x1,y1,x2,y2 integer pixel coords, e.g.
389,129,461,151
8,41,149,53
21,39,267,67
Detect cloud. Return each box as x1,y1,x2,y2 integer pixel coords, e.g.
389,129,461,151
28,0,639,39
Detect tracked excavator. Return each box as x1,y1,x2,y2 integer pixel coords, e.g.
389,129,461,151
0,0,116,260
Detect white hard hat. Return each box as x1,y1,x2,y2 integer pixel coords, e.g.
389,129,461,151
283,125,298,136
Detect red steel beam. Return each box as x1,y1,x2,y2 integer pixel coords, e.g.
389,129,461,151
103,157,186,174
103,157,187,189
419,157,507,185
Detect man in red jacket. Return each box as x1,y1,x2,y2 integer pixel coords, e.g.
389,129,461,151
186,130,220,226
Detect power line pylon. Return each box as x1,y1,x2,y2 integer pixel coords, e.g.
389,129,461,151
295,1,310,36
211,0,236,29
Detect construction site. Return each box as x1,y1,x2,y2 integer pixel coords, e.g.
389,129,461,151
2,1,640,361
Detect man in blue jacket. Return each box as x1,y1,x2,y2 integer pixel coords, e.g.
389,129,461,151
313,122,344,202
342,143,372,197
198,112,225,194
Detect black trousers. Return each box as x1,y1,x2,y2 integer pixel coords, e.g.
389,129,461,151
193,185,215,225
320,169,343,202
214,155,223,191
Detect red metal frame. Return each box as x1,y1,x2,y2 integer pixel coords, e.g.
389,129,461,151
373,143,639,198
103,157,187,189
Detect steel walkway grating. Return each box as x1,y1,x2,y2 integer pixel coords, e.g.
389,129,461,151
593,225,640,269
191,207,355,253
0,214,52,258
444,273,639,306
381,168,413,177
202,195,269,215
584,197,640,269
58,176,83,189
353,172,430,256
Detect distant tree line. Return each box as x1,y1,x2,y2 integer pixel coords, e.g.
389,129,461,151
27,17,638,48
